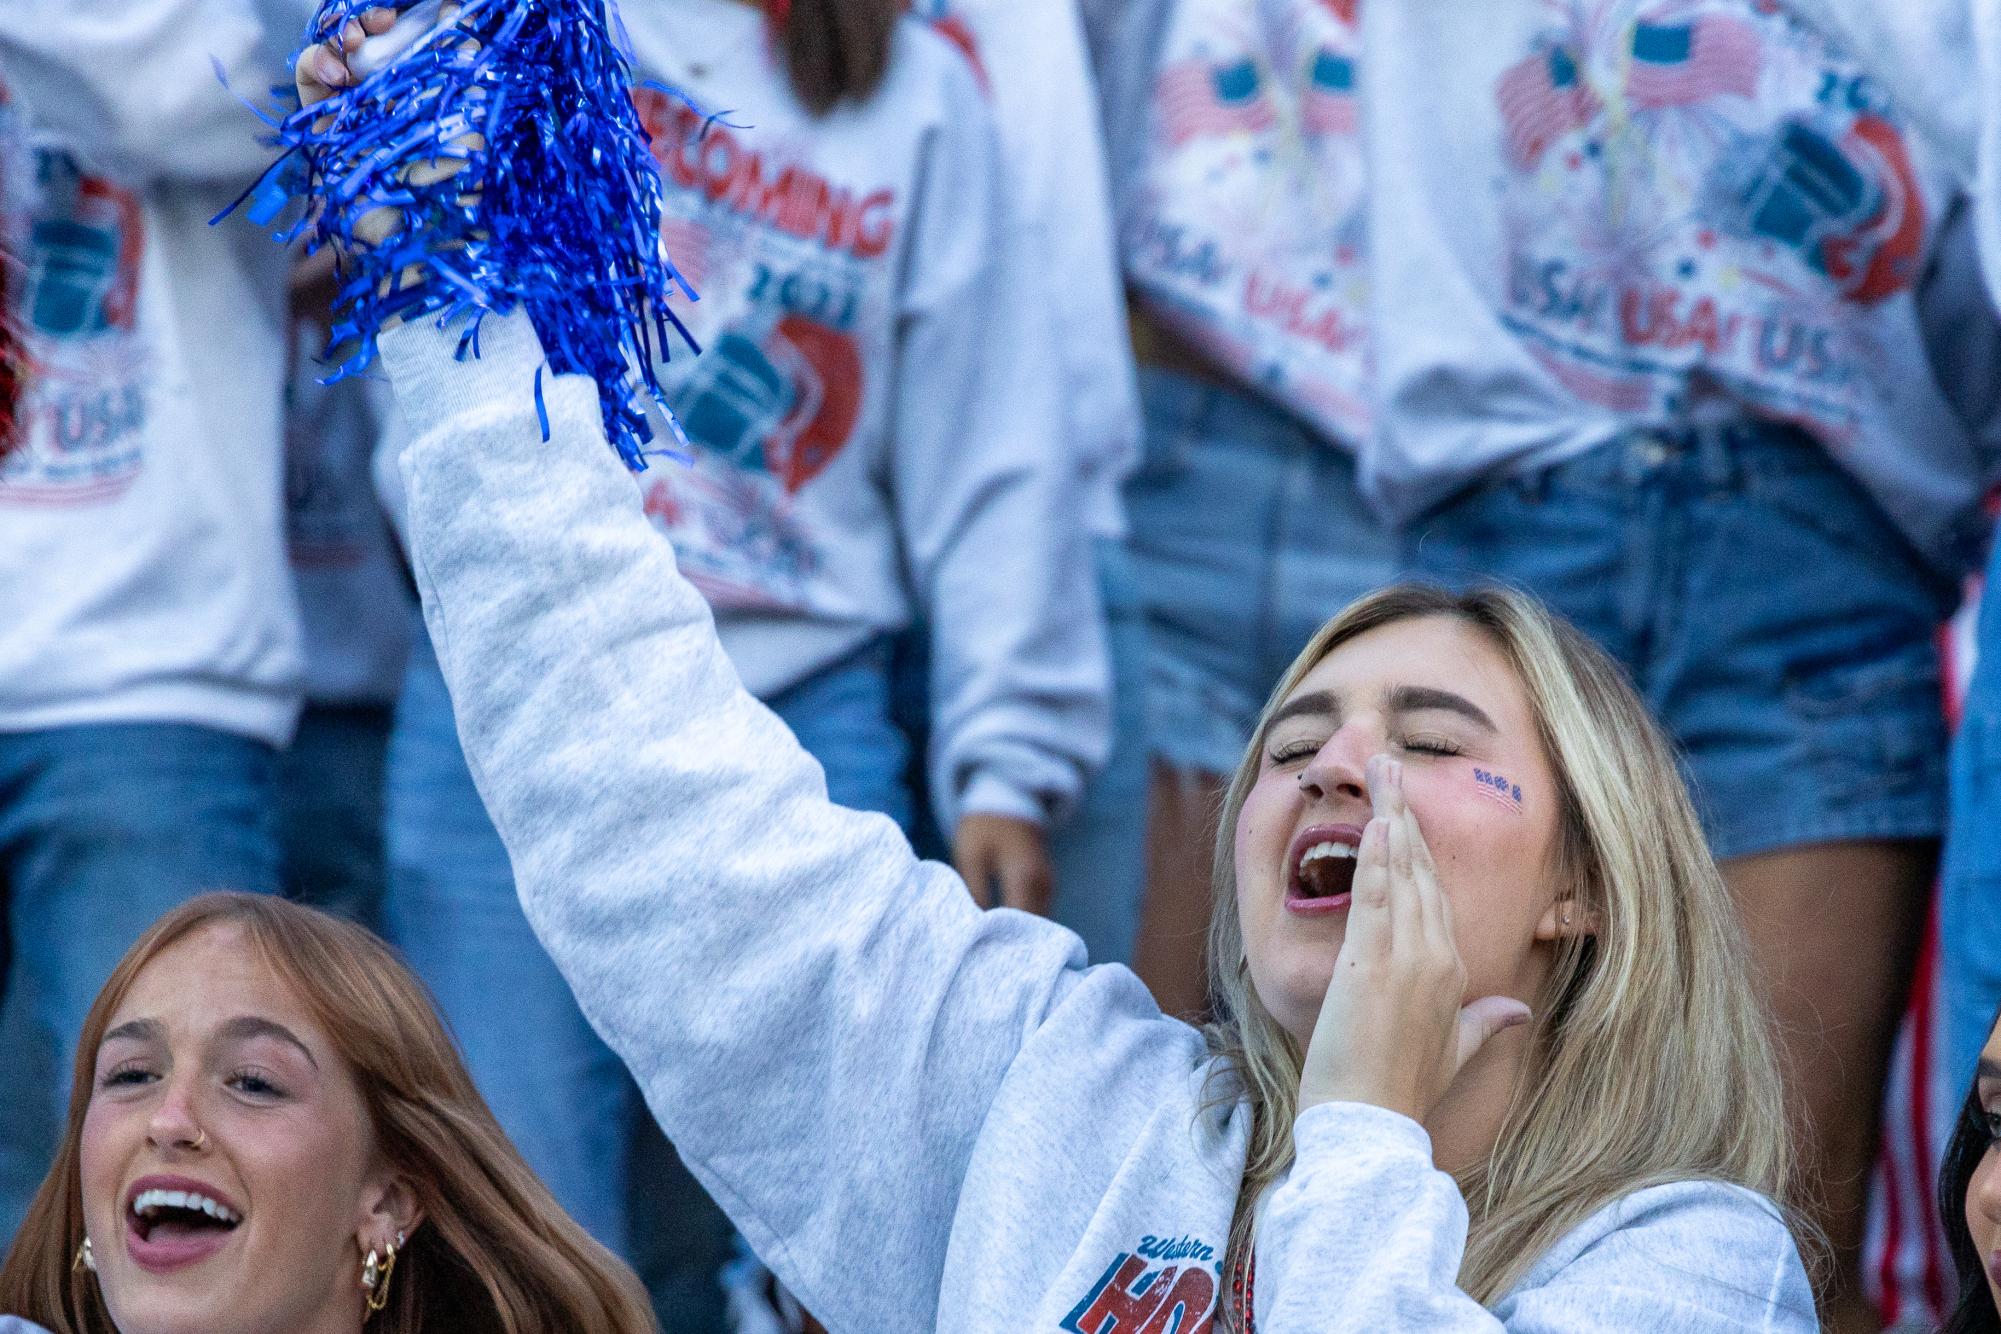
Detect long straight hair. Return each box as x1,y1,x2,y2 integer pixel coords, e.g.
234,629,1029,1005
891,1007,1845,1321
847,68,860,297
0,893,659,1334
766,0,901,115
1939,1008,2001,1334
1202,583,1805,1320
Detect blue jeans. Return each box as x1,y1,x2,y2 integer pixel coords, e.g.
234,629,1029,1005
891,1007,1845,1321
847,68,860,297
0,723,280,1239
1944,551,2001,1089
278,703,392,930
1125,367,1402,776
1405,423,1953,862
386,627,911,1262
1045,537,1150,966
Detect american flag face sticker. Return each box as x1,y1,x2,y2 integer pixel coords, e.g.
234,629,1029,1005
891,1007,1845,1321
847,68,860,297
1473,768,1525,814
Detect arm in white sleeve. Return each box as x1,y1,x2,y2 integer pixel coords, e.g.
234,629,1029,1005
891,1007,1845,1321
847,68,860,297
378,309,1121,1332
1258,1104,1816,1332
891,93,1112,832
0,0,295,183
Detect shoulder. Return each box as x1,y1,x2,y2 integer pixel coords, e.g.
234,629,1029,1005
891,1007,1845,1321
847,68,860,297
884,14,992,111
1506,1180,1814,1325
0,1318,57,1334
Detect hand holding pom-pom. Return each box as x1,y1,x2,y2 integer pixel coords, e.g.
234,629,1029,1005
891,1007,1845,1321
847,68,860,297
251,0,699,468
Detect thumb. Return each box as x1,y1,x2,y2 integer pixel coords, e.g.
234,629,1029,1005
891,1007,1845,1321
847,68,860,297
1455,996,1533,1071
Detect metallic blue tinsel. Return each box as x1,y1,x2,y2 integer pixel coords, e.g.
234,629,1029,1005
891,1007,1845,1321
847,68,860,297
240,0,699,469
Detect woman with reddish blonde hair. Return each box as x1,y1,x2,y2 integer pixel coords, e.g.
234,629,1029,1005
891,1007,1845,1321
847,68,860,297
0,892,657,1334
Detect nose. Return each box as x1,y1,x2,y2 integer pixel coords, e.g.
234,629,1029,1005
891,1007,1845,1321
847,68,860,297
144,1075,210,1155
1297,726,1370,806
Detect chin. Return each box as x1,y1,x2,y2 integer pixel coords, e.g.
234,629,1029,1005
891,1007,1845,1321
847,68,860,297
1249,951,1334,1044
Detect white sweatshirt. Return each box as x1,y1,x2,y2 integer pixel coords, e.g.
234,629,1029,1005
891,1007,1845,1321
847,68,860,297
606,0,1108,830
0,0,303,743
912,0,1142,540
380,308,1816,1333
1086,0,1999,577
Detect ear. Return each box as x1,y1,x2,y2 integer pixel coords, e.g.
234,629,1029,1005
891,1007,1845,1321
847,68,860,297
357,1169,425,1251
1533,894,1599,943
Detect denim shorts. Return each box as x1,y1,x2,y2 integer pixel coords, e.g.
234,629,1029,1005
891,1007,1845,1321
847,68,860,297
1405,422,1955,862
1125,368,1402,776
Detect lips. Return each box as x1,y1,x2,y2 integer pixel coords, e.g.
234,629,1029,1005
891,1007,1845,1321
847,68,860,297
1286,823,1363,915
122,1174,243,1275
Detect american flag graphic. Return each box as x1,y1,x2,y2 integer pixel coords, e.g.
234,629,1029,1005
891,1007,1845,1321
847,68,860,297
1625,16,1763,110
1300,50,1358,138
1496,44,1600,170
1155,58,1278,147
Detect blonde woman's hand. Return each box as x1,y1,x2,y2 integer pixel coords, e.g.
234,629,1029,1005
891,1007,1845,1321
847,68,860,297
294,5,479,251
1297,755,1531,1123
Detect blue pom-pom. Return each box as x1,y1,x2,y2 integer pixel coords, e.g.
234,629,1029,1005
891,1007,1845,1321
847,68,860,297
245,0,700,470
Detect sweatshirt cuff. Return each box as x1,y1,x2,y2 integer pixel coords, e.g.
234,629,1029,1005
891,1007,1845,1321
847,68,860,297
377,309,552,444
954,771,1049,828
1292,1101,1433,1164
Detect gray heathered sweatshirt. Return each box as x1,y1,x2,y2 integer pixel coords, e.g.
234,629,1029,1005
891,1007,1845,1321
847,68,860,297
378,310,1817,1333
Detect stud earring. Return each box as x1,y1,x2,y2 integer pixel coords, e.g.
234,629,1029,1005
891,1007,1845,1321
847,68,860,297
72,1237,95,1273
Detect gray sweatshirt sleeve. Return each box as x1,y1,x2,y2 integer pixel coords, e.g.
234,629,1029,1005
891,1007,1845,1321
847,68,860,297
1258,1104,1816,1331
0,0,297,183
891,71,1112,831
377,310,1115,1331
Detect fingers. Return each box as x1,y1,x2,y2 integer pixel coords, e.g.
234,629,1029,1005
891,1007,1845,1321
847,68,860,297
1455,995,1534,1071
952,839,996,909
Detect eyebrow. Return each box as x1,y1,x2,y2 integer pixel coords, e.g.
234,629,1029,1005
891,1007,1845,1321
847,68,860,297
1265,690,1339,733
1386,685,1497,732
101,1018,165,1047
1979,1057,2001,1082
217,1016,320,1070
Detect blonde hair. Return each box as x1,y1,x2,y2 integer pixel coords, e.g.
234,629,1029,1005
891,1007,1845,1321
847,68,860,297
1204,583,1800,1317
0,892,658,1334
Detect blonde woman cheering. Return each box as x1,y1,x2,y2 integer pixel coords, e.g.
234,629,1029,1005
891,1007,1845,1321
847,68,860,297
299,30,1817,1331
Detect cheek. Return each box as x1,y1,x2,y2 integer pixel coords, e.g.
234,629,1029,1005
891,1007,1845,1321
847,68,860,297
1973,1149,2001,1244
77,1101,127,1234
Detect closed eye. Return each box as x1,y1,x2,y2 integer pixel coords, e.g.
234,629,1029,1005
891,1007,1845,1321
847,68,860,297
100,1064,157,1091
1400,736,1463,757
227,1068,286,1100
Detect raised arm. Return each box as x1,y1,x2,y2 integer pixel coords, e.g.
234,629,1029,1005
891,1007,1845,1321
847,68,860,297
377,309,1124,1331
1257,1104,1816,1331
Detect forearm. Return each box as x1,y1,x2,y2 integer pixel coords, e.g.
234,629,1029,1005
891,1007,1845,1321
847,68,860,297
379,309,1093,1329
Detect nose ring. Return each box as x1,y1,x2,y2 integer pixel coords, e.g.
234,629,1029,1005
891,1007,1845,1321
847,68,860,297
189,1129,209,1152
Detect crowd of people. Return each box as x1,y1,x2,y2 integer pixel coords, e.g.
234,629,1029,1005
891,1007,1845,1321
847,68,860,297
0,0,1998,1331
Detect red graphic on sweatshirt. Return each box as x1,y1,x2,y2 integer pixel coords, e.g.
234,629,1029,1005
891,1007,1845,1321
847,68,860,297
1820,114,1926,305
767,316,859,492
633,90,898,261
1063,1253,1218,1334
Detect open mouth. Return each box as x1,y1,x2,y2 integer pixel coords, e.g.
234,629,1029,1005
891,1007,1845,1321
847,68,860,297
1287,824,1362,911
124,1179,242,1271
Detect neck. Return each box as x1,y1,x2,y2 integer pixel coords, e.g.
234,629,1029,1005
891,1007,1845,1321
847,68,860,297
1422,1025,1537,1178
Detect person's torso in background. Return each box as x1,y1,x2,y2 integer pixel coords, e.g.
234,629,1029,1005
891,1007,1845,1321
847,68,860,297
0,91,301,743
1117,0,1372,449
617,1,982,665
1089,0,1998,577
283,318,412,707
910,0,1144,540
1362,0,1995,573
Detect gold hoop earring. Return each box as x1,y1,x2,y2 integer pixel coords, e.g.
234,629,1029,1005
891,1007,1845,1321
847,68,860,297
72,1237,95,1273
362,1240,398,1314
